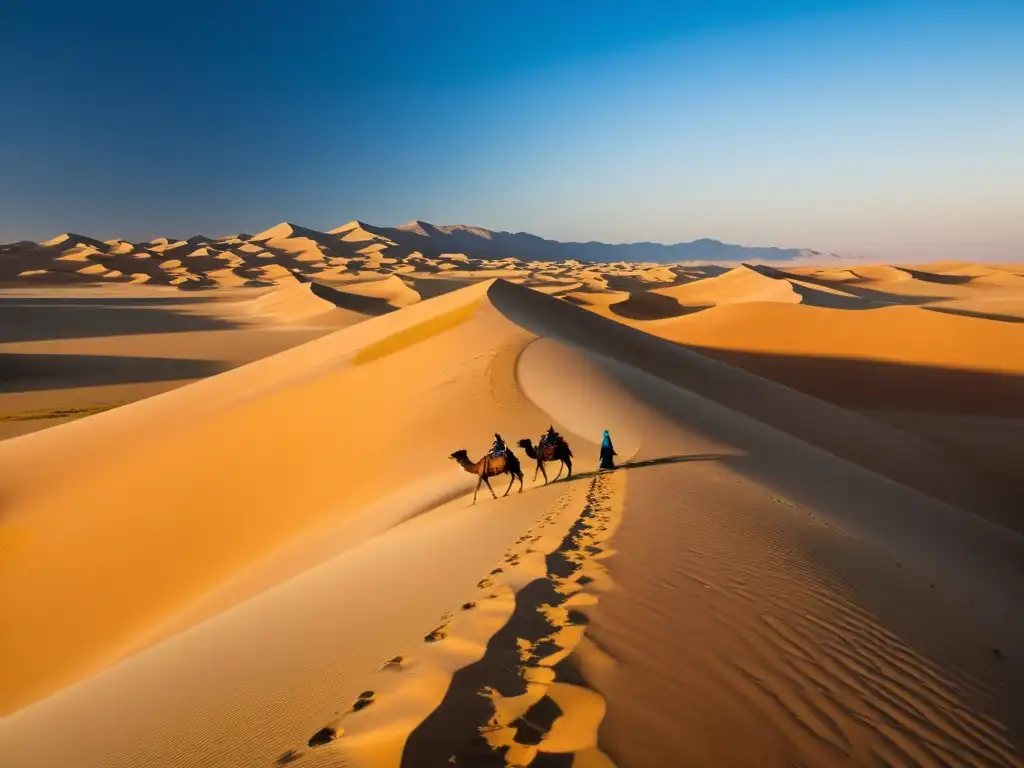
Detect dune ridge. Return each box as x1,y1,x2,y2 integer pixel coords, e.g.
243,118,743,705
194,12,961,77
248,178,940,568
2,244,1024,768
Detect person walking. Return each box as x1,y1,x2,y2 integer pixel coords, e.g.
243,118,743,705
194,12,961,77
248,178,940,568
598,430,617,470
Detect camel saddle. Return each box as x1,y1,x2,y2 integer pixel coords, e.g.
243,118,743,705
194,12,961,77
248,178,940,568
485,452,510,474
537,443,560,461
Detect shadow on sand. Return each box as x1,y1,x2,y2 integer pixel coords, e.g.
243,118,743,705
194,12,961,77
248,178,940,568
685,346,1024,417
0,353,226,393
0,302,241,343
552,453,733,484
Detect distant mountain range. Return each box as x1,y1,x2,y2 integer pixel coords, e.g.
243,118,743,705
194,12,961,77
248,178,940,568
4,220,844,265
0,220,852,288
333,221,841,263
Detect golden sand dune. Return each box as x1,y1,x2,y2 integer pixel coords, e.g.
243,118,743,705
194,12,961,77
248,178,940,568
246,278,373,325
652,264,800,309
3,226,1024,767
564,289,631,306
974,270,1024,287
653,300,1024,376
783,277,880,308
333,274,422,308
2,278,1023,768
850,264,913,282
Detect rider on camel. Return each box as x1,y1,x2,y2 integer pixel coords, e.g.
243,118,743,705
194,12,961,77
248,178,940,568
490,433,507,458
540,425,562,449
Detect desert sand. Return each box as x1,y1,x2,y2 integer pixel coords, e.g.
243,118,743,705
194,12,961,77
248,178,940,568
1,224,1023,768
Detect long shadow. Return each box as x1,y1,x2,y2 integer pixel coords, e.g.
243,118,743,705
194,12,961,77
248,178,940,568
923,305,1024,324
901,267,974,285
551,453,733,484
786,274,945,305
0,353,225,392
685,346,1024,418
0,304,242,343
680,265,730,278
0,296,220,306
308,280,395,316
606,291,696,321
788,282,883,310
682,346,1024,525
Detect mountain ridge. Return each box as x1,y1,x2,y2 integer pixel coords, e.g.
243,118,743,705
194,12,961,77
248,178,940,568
6,220,848,265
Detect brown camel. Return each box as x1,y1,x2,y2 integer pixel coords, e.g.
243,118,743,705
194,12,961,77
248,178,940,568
449,449,524,504
517,437,573,484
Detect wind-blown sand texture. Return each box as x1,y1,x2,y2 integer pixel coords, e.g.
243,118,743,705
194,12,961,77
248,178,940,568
1,223,1023,768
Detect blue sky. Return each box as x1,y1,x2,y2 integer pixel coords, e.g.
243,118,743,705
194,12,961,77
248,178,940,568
2,0,1022,259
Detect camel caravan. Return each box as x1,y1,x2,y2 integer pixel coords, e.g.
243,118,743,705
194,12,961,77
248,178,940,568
450,426,617,504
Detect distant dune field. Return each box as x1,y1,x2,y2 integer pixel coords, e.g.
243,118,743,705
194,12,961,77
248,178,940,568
1,224,1022,768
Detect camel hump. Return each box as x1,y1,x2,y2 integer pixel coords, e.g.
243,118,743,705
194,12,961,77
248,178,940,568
486,454,508,476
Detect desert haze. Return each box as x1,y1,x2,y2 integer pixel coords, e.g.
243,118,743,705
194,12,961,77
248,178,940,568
1,222,1023,768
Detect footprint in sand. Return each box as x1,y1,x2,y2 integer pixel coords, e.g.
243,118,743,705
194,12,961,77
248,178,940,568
308,726,338,748
304,692,375,751
425,624,449,642
352,691,375,711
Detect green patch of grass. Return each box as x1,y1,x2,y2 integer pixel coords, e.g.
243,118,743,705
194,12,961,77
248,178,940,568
0,403,123,422
354,299,482,365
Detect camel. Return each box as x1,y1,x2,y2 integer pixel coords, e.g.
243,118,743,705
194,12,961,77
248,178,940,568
517,437,573,484
449,449,524,504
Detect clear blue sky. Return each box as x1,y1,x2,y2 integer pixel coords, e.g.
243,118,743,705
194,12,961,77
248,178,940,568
2,0,1022,259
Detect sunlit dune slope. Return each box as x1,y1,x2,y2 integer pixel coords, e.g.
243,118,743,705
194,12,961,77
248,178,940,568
651,264,800,308
0,281,539,712
639,301,1024,416
246,277,372,324
1,280,1023,768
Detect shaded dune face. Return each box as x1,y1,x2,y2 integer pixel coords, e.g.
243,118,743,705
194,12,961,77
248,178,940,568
1,254,1023,768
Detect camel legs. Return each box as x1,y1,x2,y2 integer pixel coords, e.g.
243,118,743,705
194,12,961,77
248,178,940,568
517,471,524,493
482,475,498,499
553,460,564,482
564,456,572,478
537,461,549,485
473,475,483,504
503,472,515,497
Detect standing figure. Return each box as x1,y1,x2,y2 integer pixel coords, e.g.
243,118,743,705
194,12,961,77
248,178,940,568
598,429,617,470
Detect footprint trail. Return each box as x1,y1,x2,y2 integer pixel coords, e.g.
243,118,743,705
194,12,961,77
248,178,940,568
401,471,623,767
282,471,625,767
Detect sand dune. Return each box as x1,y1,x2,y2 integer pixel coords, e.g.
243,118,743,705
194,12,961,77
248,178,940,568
2,277,1023,768
652,300,1024,377
3,228,1024,768
246,278,372,324
651,263,801,309
333,274,422,308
